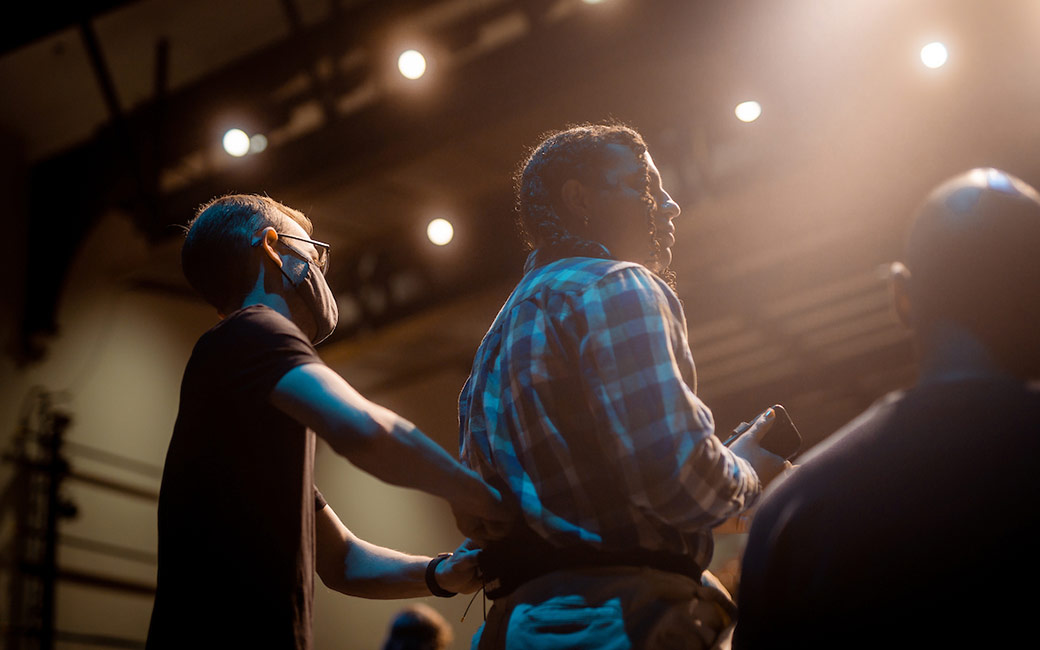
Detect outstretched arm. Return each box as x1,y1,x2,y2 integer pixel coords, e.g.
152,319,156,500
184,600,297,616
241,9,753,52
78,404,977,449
270,362,512,541
315,503,481,598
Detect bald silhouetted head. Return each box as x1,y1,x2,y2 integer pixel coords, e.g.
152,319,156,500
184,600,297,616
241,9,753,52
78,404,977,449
894,168,1040,380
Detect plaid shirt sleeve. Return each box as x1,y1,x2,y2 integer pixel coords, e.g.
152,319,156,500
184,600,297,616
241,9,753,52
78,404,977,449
577,266,761,530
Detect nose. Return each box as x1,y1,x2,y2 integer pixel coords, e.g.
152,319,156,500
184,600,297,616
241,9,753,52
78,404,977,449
659,193,680,220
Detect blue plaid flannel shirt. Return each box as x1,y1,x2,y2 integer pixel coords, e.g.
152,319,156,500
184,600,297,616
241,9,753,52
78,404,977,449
459,252,761,568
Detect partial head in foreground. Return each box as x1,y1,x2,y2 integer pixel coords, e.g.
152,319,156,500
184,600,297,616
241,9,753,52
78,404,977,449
381,604,453,650
516,122,681,284
181,194,337,343
892,168,1040,380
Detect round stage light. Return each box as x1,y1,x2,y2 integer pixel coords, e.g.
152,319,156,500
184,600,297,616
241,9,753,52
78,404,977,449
427,218,454,246
398,50,427,80
222,129,250,157
249,133,268,153
735,100,762,123
920,42,948,69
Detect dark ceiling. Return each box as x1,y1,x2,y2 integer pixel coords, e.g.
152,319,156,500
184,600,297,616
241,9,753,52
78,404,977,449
4,0,1039,448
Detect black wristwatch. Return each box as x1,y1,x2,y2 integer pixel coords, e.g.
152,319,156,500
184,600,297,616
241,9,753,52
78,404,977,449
425,553,457,598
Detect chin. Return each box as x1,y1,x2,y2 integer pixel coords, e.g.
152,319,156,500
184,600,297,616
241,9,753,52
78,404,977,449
648,250,673,274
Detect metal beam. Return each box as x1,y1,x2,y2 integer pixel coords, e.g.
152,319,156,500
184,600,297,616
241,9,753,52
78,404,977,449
0,0,143,57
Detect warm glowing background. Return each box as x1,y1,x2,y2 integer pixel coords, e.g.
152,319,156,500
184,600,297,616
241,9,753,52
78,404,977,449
2,0,1038,647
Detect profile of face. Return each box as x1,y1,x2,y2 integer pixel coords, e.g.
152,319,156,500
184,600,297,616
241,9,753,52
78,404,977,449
578,143,681,273
275,218,325,277
260,217,337,343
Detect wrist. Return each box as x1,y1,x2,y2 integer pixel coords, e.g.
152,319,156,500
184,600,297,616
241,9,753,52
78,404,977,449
453,468,498,513
425,553,457,598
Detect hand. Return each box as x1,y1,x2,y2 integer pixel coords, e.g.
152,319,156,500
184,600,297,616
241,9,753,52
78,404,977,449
727,408,792,488
713,508,754,534
451,484,517,544
433,539,483,594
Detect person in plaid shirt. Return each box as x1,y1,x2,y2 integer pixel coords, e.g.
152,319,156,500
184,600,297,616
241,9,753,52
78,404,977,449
458,124,789,649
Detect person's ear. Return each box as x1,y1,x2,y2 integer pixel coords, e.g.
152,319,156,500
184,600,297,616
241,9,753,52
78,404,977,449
890,261,913,329
253,227,283,268
560,178,593,222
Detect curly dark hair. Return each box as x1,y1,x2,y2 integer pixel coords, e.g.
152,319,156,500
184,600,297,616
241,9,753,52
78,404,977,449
515,122,674,285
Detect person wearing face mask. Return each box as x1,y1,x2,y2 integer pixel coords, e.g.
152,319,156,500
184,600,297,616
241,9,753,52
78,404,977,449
147,195,513,650
457,124,788,650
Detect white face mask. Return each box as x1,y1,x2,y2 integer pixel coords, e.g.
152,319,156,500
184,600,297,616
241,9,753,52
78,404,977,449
279,258,339,345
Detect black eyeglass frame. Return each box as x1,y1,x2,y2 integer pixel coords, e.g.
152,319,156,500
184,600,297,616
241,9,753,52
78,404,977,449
277,233,331,273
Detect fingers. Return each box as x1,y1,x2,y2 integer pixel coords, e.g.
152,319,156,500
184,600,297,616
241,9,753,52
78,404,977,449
452,494,519,543
451,510,485,542
482,484,504,509
754,450,789,488
745,407,776,441
480,516,514,540
452,511,508,545
436,550,482,594
443,549,479,571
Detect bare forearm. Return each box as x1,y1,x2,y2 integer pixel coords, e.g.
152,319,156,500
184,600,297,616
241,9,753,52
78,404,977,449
316,505,432,598
338,540,431,599
331,410,496,516
270,364,498,518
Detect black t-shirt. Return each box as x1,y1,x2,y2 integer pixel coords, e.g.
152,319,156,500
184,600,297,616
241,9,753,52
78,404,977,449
734,378,1040,649
147,305,323,649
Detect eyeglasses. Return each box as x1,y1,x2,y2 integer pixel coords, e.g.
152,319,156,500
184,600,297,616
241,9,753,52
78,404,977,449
277,233,331,274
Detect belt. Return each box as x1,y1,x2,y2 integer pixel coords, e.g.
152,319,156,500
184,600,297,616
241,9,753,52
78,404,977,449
477,527,703,600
